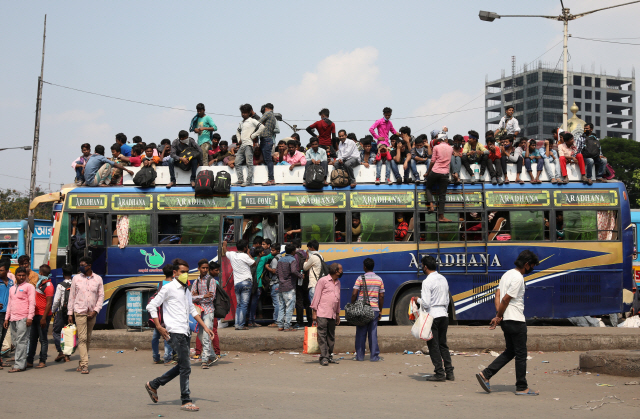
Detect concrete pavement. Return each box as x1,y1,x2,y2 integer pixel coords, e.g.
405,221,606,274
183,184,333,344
3,346,639,418
89,325,640,353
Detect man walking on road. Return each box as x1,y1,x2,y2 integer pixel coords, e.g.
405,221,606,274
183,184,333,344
145,259,216,412
420,256,454,381
476,250,540,396
67,257,104,374
311,263,342,366
351,258,384,362
192,259,217,369
3,267,35,372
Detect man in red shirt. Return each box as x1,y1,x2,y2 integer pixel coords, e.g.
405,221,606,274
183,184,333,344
26,264,53,369
119,145,144,167
486,136,504,185
306,108,336,151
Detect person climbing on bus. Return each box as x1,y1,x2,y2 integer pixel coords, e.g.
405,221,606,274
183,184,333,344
425,135,453,222
394,214,409,241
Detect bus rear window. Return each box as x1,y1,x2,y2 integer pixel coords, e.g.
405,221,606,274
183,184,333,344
158,214,220,245
562,210,618,241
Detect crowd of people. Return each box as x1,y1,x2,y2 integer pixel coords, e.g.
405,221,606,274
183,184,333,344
70,104,609,188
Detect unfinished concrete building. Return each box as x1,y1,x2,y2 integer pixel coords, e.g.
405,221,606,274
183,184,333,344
485,62,635,140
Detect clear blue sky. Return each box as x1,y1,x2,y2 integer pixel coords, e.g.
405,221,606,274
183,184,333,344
0,0,637,191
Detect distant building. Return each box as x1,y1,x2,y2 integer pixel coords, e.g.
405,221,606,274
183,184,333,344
485,63,635,140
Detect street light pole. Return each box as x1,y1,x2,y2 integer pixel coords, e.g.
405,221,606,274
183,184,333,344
479,1,640,131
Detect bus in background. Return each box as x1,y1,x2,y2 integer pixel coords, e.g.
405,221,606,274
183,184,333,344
0,219,52,273
32,179,634,329
630,210,640,301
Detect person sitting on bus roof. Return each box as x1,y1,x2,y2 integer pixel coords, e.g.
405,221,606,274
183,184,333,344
71,143,92,186
410,135,430,185
143,145,161,167
394,214,409,241
558,132,590,185
252,145,264,166
375,142,393,185
524,139,544,185
209,140,231,167
272,140,287,165
499,135,524,185
118,144,144,167
461,130,489,185
115,133,131,157
168,130,201,189
335,131,361,188
390,137,411,185
360,137,376,174
485,136,504,185
108,143,126,186
304,137,329,188
84,145,133,187
283,139,307,172
450,135,464,185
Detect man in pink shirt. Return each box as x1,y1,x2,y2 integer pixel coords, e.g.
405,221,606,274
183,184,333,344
67,256,104,374
369,107,398,148
310,263,342,366
283,139,307,172
424,137,453,222
3,267,35,372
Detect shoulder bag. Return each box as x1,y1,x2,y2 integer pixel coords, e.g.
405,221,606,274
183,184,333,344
345,275,375,326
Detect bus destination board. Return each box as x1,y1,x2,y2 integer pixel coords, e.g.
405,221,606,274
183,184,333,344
157,193,234,210
485,191,550,207
67,194,108,210
351,191,414,209
553,190,618,207
282,192,347,209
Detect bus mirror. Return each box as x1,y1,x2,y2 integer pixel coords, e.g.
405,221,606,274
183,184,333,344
28,215,34,233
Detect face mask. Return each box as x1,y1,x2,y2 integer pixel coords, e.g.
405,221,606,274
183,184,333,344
177,272,189,285
416,147,424,153
79,265,87,274
524,264,535,275
180,138,188,144
337,272,343,278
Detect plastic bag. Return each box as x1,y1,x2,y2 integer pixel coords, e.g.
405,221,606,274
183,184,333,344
409,297,419,321
411,309,433,341
61,324,78,355
303,326,320,354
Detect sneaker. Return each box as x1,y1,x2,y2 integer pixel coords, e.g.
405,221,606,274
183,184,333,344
446,373,455,381
164,360,177,366
491,177,497,185
395,179,403,185
426,375,446,382
375,178,380,185
231,182,243,187
241,182,250,187
387,179,393,185
209,356,220,365
320,358,329,366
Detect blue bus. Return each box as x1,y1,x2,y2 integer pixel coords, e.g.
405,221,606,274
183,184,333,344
38,180,633,328
0,219,52,273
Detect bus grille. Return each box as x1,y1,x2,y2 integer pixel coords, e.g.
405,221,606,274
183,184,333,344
559,274,602,304
472,275,501,305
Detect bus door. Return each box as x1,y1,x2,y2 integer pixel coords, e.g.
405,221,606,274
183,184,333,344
219,215,243,323
84,213,108,277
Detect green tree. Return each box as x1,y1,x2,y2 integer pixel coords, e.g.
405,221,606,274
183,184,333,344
0,188,53,221
600,137,640,209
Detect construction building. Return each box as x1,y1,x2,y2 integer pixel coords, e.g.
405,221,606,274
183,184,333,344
485,62,635,140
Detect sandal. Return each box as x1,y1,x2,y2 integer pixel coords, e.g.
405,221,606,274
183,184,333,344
35,362,47,369
476,373,491,393
201,363,209,369
81,366,89,374
181,403,199,412
145,382,158,403
268,323,278,327
515,389,539,396
76,365,83,372
235,326,249,330
64,356,71,362
55,353,65,363
8,368,25,373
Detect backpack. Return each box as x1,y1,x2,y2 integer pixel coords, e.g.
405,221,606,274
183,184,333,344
59,279,73,315
311,253,329,282
582,135,600,159
305,164,325,189
603,163,615,180
177,147,199,170
194,170,214,196
213,170,231,194
330,168,350,188
133,166,157,187
213,282,231,318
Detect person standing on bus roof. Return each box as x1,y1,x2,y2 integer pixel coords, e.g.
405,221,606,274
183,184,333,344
311,263,342,366
0,260,15,367
234,104,261,187
306,108,337,152
17,255,38,287
369,107,398,148
221,240,256,330
192,259,218,369
420,255,453,381
3,266,35,373
67,256,104,374
352,258,384,362
190,103,218,166
145,259,215,412
476,250,540,396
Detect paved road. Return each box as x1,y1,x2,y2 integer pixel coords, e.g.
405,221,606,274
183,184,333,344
3,344,639,418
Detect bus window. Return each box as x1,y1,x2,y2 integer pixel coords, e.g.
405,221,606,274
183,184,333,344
111,215,151,247
394,212,413,242
487,211,548,241
299,212,341,243
242,214,278,243
462,212,484,242
562,210,618,241
222,218,236,243
158,214,220,245
357,212,394,242
420,212,460,242
284,214,301,243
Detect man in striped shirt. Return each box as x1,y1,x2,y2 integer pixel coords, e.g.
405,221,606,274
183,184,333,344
351,258,385,362
192,259,217,368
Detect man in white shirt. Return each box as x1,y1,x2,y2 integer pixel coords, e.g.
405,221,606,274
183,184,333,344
419,256,453,382
145,258,215,412
494,105,520,138
334,133,361,188
476,250,540,396
234,104,264,186
221,239,256,330
303,239,325,302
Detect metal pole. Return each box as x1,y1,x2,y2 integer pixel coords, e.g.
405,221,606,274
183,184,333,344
562,16,569,131
27,15,46,246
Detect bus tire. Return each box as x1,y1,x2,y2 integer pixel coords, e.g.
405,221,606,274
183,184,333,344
393,288,421,325
111,297,126,329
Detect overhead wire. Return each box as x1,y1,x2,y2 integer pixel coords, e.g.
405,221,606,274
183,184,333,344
572,36,640,46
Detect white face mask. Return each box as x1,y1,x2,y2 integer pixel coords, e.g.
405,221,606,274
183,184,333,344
180,138,189,144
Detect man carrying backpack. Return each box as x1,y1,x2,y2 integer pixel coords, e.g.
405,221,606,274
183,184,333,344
52,264,73,363
579,123,607,182
303,240,328,304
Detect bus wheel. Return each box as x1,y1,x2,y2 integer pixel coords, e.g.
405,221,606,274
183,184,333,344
393,288,421,325
111,297,126,329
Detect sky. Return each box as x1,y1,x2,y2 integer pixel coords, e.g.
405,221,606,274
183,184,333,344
0,0,638,192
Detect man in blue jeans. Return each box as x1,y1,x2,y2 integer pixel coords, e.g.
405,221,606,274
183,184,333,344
351,258,385,362
276,243,302,331
167,130,201,188
145,259,215,412
253,103,278,186
221,240,256,330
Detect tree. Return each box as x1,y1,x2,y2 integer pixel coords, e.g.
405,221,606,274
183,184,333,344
600,137,640,209
0,188,53,221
